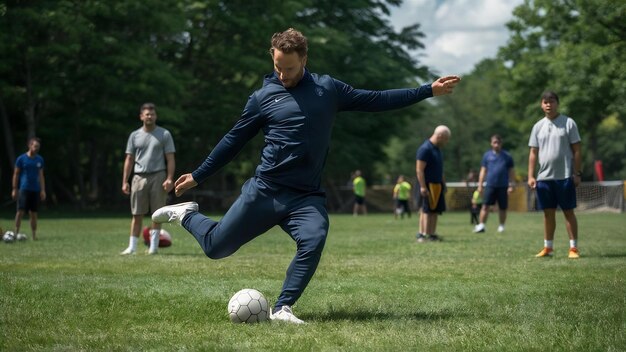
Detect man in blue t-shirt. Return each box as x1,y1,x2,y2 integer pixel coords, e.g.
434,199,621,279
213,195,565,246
12,137,46,240
415,125,451,242
473,134,515,234
151,28,460,323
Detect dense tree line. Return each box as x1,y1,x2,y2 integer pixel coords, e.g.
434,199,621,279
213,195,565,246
374,0,625,185
1,0,429,210
497,0,626,181
1,0,624,211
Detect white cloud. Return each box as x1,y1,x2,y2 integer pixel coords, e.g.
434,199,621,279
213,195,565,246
389,0,523,75
435,0,516,29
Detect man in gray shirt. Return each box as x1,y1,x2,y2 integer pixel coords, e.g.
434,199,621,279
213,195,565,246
528,91,582,259
121,103,176,255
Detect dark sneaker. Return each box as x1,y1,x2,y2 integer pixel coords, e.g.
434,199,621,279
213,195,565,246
427,234,442,242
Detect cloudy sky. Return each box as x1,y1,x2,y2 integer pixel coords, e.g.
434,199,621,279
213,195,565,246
388,0,523,76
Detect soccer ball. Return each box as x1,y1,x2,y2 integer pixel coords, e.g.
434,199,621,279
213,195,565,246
16,233,28,241
141,227,172,247
3,231,16,243
228,288,270,324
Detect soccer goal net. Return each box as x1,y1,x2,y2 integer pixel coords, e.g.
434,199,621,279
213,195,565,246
574,181,624,212
207,181,624,213
444,181,624,213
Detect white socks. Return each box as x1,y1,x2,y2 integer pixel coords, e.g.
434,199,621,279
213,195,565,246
128,235,138,251
149,229,160,253
543,240,577,249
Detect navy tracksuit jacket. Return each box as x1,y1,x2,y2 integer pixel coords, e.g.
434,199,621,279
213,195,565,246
183,69,433,309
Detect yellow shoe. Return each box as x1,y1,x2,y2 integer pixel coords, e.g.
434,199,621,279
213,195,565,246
568,247,580,259
535,247,553,257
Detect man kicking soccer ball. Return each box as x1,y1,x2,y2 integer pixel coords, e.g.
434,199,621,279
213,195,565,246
152,28,460,324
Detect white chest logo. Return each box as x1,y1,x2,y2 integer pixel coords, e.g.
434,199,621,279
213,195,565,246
274,96,287,103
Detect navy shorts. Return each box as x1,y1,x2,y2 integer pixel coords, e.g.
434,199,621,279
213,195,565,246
17,190,40,212
483,186,508,209
354,195,365,205
422,182,446,214
536,178,577,210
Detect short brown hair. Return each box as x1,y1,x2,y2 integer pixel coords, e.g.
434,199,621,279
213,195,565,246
269,28,308,58
140,102,156,113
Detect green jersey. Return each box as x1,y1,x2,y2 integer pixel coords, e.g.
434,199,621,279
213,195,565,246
353,176,366,197
394,181,411,200
472,190,483,204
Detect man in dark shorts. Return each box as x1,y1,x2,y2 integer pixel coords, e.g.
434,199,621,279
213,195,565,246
352,170,367,216
528,91,582,259
473,134,515,233
416,126,451,242
12,137,46,240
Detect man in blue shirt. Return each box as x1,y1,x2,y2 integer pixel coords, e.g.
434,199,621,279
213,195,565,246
473,134,515,233
415,126,451,242
12,137,46,240
152,28,460,323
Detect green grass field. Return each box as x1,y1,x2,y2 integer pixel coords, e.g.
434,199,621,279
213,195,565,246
1,211,625,351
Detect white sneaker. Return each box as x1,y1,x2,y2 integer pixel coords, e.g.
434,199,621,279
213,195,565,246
497,225,505,233
270,306,306,324
120,247,136,255
152,202,199,224
473,224,485,233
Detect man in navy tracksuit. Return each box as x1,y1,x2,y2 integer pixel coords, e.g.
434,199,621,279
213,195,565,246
153,28,461,323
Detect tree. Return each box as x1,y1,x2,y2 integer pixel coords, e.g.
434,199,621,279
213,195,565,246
0,0,188,206
498,0,626,179
172,0,431,199
373,58,525,185
1,0,432,210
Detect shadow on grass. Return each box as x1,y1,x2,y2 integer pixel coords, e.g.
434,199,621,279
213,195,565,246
310,308,457,322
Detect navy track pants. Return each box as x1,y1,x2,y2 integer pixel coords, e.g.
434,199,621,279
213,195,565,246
181,177,329,309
